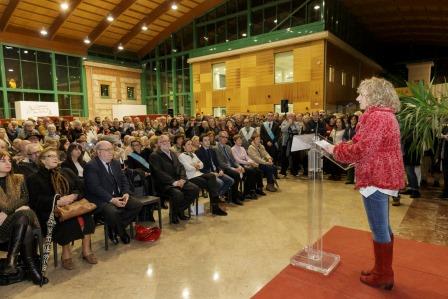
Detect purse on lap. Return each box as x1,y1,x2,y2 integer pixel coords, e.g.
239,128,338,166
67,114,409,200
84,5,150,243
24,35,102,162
54,199,96,222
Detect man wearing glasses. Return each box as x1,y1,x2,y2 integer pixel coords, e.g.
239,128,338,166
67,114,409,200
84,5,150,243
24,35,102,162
13,143,41,178
84,141,142,244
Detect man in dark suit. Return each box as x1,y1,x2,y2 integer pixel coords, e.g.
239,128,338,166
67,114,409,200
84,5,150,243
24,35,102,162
305,111,326,136
149,134,200,224
214,131,245,205
84,140,143,244
196,134,234,199
260,112,281,164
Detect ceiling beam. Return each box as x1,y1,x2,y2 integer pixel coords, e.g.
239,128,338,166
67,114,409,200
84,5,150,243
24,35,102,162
88,0,138,44
114,0,171,49
138,0,226,58
48,0,83,40
0,0,20,31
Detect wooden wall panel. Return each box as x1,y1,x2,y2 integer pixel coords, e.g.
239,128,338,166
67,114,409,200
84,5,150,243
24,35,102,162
192,40,325,114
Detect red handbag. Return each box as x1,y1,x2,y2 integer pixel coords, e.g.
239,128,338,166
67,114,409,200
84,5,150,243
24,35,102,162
135,224,161,242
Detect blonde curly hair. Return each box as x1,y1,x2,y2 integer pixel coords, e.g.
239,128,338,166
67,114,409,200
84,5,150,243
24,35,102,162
357,77,400,112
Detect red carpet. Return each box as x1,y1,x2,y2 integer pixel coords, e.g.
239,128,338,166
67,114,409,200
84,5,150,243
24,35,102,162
252,226,448,299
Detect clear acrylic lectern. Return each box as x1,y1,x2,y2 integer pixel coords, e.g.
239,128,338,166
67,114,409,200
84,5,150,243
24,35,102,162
290,135,353,275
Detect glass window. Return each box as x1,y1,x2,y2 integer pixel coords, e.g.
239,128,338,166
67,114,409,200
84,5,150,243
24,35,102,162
308,0,322,23
252,10,263,36
68,56,80,67
56,66,69,91
197,26,208,47
55,54,67,66
0,92,4,119
3,45,19,59
227,18,237,41
275,52,294,83
238,15,247,38
38,63,53,90
23,92,39,101
101,84,110,97
341,71,346,86
58,94,70,115
69,67,81,92
127,86,135,100
71,95,82,111
212,63,226,90
8,91,22,117
39,93,54,102
277,2,292,30
21,61,38,89
264,7,276,32
329,66,335,83
37,51,51,63
291,5,306,27
4,59,21,88
21,49,36,62
182,24,193,51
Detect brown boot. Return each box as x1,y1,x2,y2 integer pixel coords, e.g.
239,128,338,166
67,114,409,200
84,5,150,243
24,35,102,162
360,240,394,290
266,183,277,192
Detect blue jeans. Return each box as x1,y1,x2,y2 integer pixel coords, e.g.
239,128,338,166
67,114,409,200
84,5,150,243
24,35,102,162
216,174,234,196
362,191,393,243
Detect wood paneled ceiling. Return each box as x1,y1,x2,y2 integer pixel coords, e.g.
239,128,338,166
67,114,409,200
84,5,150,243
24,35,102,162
342,0,448,45
0,0,224,57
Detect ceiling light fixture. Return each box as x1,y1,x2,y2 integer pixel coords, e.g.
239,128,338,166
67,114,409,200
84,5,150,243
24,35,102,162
107,15,114,22
40,29,48,36
8,68,13,72
171,3,178,10
142,24,148,31
118,44,124,51
60,2,69,11
274,19,278,24
84,37,91,44
23,50,28,54
314,5,320,10
241,33,247,37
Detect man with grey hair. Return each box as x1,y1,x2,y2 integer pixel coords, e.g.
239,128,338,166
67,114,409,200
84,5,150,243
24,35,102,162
84,140,142,244
18,120,39,140
13,143,41,178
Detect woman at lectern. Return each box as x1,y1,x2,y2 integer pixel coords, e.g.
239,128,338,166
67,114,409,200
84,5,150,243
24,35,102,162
325,77,405,290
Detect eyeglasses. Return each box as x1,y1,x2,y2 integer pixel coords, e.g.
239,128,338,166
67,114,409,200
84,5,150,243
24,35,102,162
0,158,11,164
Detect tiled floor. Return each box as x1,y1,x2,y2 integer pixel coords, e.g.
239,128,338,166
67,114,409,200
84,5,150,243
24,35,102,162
1,176,447,299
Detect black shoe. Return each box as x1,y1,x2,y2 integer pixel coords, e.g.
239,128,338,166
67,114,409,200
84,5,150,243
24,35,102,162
107,227,119,245
3,223,27,275
244,193,256,200
212,206,228,216
256,189,267,196
410,190,421,198
178,213,190,221
171,215,180,224
400,189,412,195
232,199,244,206
119,233,131,244
21,228,49,285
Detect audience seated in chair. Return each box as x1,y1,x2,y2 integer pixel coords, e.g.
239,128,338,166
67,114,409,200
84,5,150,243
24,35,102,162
0,150,47,285
84,141,143,245
27,147,97,271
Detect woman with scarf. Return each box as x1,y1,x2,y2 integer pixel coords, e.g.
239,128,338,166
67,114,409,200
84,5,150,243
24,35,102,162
0,150,47,285
28,147,97,271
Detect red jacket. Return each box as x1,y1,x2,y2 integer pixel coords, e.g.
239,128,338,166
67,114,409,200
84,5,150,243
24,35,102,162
333,106,405,190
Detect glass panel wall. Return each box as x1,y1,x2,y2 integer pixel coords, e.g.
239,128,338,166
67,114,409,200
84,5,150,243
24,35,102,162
0,44,85,118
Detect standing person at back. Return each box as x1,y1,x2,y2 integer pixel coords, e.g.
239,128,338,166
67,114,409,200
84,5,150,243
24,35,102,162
260,112,280,165
84,141,143,245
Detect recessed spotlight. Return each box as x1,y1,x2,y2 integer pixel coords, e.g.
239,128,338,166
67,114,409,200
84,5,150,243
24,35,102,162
84,37,91,44
60,2,69,11
118,44,124,51
314,5,320,10
8,68,13,72
172,49,177,53
107,15,114,22
241,33,247,37
23,50,28,54
225,39,229,42
40,29,48,36
153,67,157,71
82,57,87,60
171,3,178,10
142,24,148,31
274,19,278,24
203,36,208,41
5,46,12,49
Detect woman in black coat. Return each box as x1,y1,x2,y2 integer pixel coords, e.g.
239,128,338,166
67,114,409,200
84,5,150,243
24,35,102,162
61,143,86,178
28,147,97,271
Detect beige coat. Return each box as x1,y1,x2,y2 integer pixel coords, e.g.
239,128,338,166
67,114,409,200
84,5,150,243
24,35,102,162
247,143,272,165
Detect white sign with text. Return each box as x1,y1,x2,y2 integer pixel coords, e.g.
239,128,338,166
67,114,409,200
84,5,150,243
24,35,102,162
15,101,59,119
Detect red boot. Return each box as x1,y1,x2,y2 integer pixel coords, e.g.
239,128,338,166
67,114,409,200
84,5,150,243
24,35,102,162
360,240,394,290
361,234,394,276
